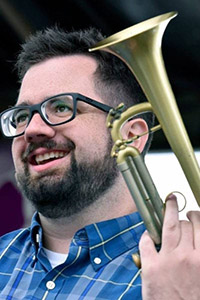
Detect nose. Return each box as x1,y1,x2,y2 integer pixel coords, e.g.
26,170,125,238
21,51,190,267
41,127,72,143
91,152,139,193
24,113,56,143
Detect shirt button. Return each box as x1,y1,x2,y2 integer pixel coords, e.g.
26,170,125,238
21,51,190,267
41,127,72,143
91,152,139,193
94,257,102,264
46,281,56,290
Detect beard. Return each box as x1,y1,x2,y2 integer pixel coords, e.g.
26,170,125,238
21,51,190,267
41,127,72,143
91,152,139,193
16,138,119,219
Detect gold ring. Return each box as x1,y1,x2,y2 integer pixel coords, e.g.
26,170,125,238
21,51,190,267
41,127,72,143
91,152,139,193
165,191,187,212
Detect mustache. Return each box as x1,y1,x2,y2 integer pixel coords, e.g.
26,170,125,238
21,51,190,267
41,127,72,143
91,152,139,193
22,139,75,162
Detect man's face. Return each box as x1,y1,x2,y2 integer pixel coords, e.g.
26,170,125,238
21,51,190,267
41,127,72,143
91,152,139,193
12,55,119,218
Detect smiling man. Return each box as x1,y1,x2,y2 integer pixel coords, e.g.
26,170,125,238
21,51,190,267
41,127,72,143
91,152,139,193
0,27,152,299
0,26,200,300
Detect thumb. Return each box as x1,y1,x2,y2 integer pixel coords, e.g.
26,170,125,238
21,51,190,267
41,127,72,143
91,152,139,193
139,231,157,265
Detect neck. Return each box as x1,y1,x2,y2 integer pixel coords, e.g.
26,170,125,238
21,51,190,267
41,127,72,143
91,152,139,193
39,175,137,254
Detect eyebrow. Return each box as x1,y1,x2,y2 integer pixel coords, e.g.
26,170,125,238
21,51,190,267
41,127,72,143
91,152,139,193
14,101,30,107
14,95,57,108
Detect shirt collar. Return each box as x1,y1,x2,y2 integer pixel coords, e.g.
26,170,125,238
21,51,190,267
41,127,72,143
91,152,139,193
84,212,145,270
29,211,145,271
30,212,42,252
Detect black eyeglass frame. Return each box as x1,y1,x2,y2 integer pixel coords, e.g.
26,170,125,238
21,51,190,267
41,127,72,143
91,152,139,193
0,93,113,138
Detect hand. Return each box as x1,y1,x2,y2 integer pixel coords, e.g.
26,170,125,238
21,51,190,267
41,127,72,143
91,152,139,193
139,194,200,300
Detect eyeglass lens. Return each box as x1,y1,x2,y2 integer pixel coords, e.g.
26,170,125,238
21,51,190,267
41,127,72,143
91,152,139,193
1,94,75,137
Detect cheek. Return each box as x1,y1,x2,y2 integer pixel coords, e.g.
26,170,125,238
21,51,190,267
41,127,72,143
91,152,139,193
72,115,110,158
11,139,23,170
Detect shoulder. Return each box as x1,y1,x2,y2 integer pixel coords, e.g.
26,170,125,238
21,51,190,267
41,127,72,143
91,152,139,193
0,227,30,256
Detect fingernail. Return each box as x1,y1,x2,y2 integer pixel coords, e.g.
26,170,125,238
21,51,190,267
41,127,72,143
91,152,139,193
166,193,177,201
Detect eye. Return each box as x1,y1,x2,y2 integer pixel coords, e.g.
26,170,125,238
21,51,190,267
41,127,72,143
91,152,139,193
48,98,73,115
55,102,71,113
13,109,29,126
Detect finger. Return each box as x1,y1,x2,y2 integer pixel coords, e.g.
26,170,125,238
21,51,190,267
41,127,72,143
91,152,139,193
161,194,181,251
187,210,200,249
139,230,157,267
178,220,194,250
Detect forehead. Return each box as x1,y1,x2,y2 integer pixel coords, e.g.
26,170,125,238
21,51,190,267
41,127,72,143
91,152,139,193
17,55,100,106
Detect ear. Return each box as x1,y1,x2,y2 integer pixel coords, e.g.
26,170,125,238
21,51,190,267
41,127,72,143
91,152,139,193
121,118,149,153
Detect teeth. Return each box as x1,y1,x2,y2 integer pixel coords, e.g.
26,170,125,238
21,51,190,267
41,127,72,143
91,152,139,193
35,151,65,165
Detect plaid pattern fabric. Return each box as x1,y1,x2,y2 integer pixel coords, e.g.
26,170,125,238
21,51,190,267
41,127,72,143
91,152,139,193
0,211,145,299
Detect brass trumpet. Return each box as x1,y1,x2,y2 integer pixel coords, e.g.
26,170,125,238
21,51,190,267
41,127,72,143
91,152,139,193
89,12,200,249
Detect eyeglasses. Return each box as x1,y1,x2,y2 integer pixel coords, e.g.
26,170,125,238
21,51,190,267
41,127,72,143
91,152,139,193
0,93,113,138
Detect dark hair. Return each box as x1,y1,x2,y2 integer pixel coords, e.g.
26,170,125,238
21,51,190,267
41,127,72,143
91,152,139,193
16,26,154,154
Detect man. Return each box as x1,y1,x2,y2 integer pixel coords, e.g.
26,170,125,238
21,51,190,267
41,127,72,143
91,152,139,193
0,26,199,300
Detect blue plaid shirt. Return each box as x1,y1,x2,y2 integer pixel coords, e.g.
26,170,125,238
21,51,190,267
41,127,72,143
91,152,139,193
0,211,145,300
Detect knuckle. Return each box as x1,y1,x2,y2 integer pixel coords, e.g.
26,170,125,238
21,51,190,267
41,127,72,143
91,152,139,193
177,253,188,264
175,251,196,267
164,220,179,233
142,261,158,276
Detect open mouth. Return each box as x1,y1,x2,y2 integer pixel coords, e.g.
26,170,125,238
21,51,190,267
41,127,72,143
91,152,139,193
30,151,68,165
